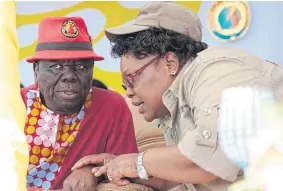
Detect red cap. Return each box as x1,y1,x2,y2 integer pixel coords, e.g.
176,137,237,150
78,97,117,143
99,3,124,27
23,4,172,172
26,16,104,63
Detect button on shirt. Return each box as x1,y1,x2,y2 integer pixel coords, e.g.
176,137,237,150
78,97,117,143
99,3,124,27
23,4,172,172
160,47,283,191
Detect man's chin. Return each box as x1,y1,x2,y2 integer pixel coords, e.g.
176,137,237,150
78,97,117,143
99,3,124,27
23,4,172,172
56,100,84,113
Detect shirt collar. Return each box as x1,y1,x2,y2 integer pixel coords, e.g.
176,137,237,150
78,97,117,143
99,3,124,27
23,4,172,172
165,58,194,98
158,58,194,127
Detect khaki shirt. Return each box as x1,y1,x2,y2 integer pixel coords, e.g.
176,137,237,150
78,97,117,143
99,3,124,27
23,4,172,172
160,47,283,191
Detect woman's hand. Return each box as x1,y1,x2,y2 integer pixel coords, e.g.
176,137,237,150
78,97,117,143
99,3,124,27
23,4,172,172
93,153,140,186
71,153,116,171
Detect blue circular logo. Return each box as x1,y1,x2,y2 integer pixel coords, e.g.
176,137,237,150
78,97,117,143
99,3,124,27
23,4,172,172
207,1,251,42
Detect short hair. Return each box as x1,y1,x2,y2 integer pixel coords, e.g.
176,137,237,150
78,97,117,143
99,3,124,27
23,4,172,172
109,27,208,65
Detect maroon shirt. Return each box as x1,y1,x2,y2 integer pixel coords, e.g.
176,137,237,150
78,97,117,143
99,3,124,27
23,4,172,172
21,85,138,189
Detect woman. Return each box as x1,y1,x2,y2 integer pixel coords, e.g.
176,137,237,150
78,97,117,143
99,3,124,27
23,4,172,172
72,2,283,191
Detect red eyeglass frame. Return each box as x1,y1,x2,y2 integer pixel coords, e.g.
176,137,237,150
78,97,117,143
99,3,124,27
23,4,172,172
122,55,163,90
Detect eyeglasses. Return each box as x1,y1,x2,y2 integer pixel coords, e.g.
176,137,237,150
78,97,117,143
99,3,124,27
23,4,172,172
122,55,162,90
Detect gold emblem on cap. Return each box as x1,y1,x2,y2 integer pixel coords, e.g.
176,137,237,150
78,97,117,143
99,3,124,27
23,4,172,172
61,20,79,38
207,1,251,42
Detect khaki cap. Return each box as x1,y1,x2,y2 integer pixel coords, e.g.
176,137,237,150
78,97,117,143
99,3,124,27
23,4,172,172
105,1,202,41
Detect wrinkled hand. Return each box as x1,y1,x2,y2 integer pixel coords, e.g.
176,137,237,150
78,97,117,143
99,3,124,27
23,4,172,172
71,153,116,171
62,165,97,191
93,153,139,186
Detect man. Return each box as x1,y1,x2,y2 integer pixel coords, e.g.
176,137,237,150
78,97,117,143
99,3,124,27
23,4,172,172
21,16,138,191
72,2,283,191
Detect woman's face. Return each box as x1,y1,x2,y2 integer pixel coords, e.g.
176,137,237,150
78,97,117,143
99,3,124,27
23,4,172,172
120,53,180,122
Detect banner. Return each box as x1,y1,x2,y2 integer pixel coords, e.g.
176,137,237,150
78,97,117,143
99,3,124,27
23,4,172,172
0,2,28,191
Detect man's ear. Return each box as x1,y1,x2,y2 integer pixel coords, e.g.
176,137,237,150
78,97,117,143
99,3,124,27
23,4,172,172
164,52,180,76
33,62,39,84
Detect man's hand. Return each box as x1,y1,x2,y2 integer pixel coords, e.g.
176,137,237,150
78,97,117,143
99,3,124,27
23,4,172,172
62,165,97,191
93,153,139,186
71,153,116,171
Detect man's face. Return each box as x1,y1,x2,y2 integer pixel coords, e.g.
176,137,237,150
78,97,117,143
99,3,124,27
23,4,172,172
34,59,94,115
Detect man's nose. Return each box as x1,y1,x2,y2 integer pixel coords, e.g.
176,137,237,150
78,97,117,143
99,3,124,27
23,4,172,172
60,66,78,82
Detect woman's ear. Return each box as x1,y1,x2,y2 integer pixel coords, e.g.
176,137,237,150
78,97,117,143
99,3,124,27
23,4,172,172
164,52,180,76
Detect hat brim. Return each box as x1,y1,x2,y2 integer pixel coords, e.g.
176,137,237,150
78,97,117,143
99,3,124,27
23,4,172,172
26,50,104,63
105,24,150,41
